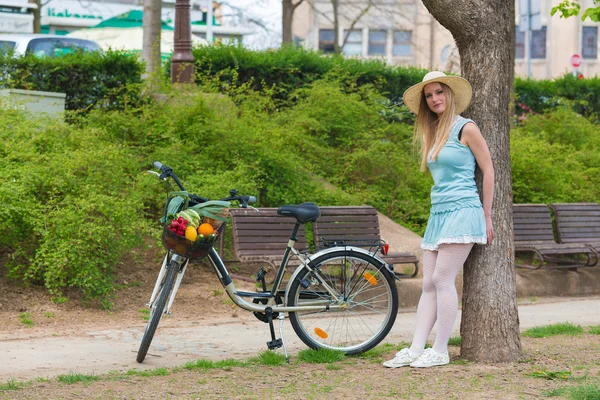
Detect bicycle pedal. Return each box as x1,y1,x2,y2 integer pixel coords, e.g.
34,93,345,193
266,338,283,350
255,266,269,292
255,266,268,281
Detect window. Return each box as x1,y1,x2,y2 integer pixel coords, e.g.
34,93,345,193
26,38,101,58
0,40,16,56
368,30,386,56
343,29,362,56
582,26,598,59
319,29,335,54
531,26,546,59
392,30,411,56
515,27,525,59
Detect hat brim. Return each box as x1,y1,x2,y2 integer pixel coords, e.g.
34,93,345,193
402,75,472,115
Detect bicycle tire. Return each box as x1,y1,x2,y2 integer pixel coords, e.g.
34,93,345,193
288,250,398,355
136,259,179,363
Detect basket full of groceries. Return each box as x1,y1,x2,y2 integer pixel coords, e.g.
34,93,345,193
160,192,229,259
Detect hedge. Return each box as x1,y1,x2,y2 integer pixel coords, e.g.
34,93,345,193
0,50,145,112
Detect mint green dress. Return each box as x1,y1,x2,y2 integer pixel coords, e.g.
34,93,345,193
421,116,487,251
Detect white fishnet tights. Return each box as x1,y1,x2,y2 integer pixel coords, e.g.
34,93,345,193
409,243,473,355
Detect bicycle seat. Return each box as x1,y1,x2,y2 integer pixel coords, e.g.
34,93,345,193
277,202,321,223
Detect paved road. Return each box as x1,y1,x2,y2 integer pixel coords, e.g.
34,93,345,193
2,296,599,381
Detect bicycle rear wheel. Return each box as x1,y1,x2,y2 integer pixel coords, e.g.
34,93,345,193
136,258,180,363
288,250,398,355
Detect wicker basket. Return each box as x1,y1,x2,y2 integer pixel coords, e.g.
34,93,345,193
161,222,225,259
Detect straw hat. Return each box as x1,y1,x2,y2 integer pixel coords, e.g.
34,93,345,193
402,71,472,115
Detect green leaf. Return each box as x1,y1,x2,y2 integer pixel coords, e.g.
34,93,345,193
192,200,230,208
160,196,185,224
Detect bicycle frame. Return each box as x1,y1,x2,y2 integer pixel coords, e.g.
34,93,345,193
146,219,389,315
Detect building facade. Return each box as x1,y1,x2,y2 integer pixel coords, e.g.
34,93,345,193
0,0,248,43
0,0,37,33
293,0,600,79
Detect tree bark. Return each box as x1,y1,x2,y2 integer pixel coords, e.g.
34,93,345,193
422,0,522,362
282,0,305,45
143,0,163,78
333,0,340,54
28,0,41,33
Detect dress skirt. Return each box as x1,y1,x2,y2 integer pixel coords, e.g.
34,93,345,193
421,202,487,251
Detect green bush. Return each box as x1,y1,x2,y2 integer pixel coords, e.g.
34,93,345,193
190,43,426,108
511,107,600,203
2,60,600,305
0,50,145,112
0,112,149,307
515,74,600,122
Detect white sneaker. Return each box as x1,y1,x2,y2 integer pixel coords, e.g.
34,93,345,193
382,348,420,368
410,348,450,368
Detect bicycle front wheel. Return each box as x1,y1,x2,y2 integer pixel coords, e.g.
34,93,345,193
136,258,180,363
288,251,398,355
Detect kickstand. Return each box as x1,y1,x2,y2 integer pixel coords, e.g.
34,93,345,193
278,313,290,363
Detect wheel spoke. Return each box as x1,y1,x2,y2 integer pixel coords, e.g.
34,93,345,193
288,252,397,354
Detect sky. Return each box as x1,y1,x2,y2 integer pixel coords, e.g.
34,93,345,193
220,0,282,49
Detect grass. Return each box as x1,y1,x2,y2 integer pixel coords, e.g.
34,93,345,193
529,369,573,380
522,322,584,338
18,312,34,327
44,312,55,318
545,383,600,399
134,367,170,377
56,372,100,385
354,343,396,359
297,348,346,364
0,378,29,391
448,336,462,346
138,308,150,321
587,326,600,335
248,350,288,366
184,359,248,370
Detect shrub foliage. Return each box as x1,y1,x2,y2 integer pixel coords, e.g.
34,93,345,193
0,50,144,112
1,46,599,305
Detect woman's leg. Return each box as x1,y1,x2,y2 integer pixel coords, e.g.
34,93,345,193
409,250,438,355
431,243,473,354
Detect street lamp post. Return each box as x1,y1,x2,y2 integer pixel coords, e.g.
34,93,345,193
171,0,194,83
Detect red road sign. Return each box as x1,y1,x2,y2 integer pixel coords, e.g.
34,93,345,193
571,54,582,68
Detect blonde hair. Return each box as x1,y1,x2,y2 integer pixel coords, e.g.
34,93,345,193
412,83,457,172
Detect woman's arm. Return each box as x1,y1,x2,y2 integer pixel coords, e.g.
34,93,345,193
461,122,495,244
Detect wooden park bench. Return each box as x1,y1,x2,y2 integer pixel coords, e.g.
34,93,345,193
312,206,419,278
550,202,600,260
513,204,598,270
226,207,310,271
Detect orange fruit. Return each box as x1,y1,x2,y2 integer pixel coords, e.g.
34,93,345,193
197,223,214,236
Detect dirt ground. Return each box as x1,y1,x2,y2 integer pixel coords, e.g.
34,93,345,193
1,248,599,399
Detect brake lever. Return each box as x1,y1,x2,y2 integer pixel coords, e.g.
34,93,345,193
147,170,163,179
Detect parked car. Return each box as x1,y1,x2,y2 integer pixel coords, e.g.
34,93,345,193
0,34,101,57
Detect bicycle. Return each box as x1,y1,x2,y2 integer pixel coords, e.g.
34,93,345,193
137,161,399,363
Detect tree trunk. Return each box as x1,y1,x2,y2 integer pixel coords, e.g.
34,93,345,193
28,0,41,33
422,0,522,362
143,0,163,77
282,0,294,45
332,0,341,54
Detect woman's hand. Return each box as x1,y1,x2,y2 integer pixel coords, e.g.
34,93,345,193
485,215,494,245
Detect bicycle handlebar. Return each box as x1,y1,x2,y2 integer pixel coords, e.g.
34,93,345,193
151,161,256,208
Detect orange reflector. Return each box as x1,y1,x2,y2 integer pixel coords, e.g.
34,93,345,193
363,272,377,286
314,327,328,339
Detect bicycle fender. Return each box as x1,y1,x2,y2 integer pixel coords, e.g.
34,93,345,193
283,246,391,305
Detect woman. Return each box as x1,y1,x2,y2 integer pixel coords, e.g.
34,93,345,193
383,71,494,368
